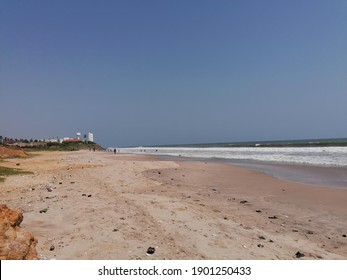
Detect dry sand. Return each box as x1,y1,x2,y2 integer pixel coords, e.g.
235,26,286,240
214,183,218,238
0,150,346,260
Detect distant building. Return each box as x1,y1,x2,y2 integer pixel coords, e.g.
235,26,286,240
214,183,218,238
63,138,83,143
87,132,94,142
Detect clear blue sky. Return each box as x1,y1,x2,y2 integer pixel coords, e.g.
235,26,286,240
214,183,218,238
1,0,346,147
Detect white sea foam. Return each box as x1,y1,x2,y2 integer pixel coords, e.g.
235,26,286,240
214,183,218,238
116,146,347,167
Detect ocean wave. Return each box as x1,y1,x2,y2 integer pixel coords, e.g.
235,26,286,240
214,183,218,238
116,146,347,167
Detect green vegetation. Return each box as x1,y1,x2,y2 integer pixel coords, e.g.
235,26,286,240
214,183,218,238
23,141,104,152
0,166,32,182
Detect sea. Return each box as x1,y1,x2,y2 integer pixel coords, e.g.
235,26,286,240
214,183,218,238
113,138,347,188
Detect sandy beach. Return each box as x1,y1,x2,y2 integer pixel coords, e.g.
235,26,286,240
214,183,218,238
1,150,346,260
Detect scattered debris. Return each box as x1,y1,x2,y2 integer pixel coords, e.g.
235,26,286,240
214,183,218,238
257,244,264,248
306,230,314,235
146,247,156,255
295,251,305,258
39,208,48,213
268,215,278,219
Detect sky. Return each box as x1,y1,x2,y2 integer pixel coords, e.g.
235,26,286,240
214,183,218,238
1,0,346,147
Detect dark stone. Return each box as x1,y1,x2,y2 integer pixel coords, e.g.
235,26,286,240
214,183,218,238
343,234,346,238
87,194,92,197
240,200,248,204
49,245,55,251
295,251,305,258
256,210,262,213
268,215,278,219
257,244,264,248
146,247,156,255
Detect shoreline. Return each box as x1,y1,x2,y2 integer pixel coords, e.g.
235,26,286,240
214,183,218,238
156,155,347,189
1,150,346,259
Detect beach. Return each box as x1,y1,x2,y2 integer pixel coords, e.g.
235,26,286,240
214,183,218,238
1,150,346,260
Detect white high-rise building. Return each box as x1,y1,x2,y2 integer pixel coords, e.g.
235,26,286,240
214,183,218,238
87,132,94,142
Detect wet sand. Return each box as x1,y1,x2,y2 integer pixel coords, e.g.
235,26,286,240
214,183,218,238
224,161,347,189
1,150,346,259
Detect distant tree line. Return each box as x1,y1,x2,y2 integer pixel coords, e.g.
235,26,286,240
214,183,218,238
0,135,44,145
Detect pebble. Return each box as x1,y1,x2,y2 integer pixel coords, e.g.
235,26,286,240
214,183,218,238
268,215,278,219
146,247,156,255
295,251,305,258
